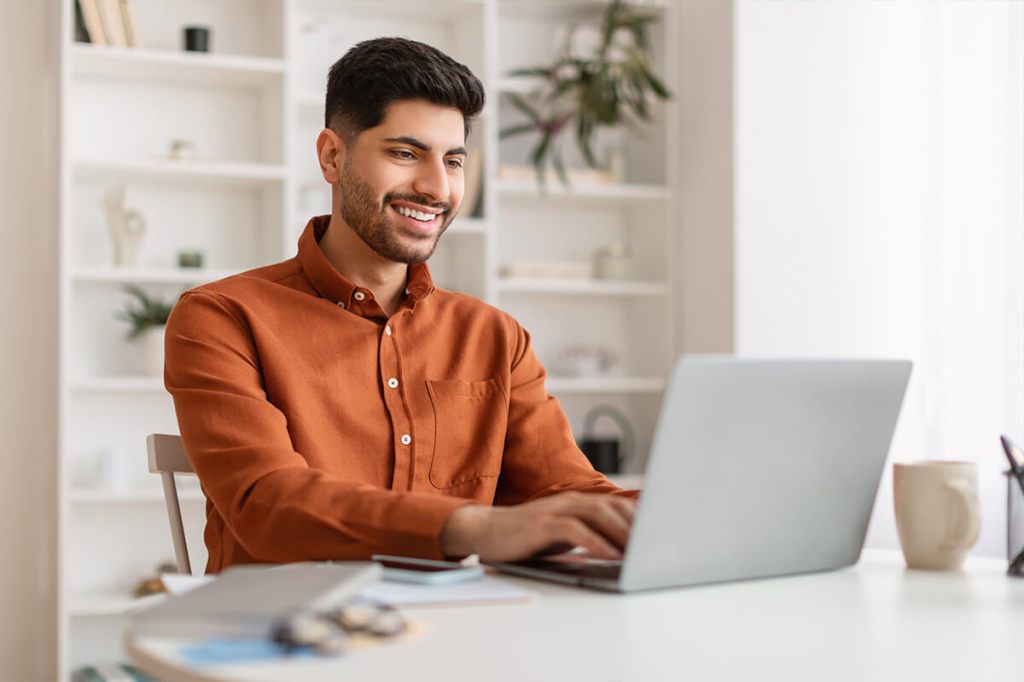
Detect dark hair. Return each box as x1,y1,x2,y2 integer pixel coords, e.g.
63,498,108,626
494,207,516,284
325,37,486,142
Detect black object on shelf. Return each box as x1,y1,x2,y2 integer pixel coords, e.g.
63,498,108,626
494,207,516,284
577,404,634,475
74,1,91,43
1006,470,1024,577
183,26,211,52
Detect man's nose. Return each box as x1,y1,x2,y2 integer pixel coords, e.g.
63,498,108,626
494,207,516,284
412,157,449,204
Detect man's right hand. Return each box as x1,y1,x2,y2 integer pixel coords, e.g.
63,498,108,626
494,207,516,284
439,492,635,562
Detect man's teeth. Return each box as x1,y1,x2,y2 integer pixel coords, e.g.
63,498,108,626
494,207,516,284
394,205,436,222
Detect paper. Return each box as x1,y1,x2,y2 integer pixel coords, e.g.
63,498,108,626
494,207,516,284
162,572,537,607
362,575,537,607
162,573,214,595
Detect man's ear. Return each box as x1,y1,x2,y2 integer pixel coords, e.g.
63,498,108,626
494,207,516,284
316,128,346,184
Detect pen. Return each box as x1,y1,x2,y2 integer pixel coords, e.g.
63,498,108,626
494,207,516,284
999,435,1024,496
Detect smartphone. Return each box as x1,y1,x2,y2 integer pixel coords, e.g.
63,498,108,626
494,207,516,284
371,555,485,585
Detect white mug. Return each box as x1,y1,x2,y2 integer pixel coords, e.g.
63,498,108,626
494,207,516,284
893,461,980,571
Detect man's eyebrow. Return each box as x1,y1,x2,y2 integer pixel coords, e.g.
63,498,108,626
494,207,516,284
384,136,467,156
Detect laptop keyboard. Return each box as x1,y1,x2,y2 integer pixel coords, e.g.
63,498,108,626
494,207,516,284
514,559,623,581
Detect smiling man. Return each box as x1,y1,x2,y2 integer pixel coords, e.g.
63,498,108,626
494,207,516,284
164,38,635,574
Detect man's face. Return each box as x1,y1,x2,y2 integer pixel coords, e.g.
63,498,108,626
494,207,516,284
335,99,467,264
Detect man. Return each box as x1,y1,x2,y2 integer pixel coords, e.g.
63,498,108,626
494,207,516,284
165,37,636,574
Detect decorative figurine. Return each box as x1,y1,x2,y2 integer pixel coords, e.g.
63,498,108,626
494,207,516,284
103,185,146,267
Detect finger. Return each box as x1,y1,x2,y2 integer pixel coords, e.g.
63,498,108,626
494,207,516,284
610,496,636,524
562,497,631,550
548,518,622,561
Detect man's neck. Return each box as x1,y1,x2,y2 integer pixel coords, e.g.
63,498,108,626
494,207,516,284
319,213,408,316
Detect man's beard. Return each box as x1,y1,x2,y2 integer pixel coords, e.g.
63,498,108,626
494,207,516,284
337,158,453,265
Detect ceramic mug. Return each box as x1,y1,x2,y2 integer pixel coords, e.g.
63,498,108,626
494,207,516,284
893,461,980,570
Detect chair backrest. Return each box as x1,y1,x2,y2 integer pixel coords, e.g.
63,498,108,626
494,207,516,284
146,433,195,575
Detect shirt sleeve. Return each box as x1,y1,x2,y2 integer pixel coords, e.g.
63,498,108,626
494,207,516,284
494,319,640,505
164,290,471,565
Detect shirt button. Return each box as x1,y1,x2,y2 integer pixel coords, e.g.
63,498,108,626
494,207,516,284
400,434,412,446
384,325,392,336
387,378,399,389
336,301,345,309
353,291,366,301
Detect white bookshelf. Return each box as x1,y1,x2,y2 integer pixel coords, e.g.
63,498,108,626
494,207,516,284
72,43,286,86
496,180,670,202
74,158,287,187
73,266,238,284
57,0,677,678
497,277,670,296
70,488,205,504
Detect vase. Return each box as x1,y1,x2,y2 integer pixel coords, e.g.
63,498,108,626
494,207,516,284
137,326,166,377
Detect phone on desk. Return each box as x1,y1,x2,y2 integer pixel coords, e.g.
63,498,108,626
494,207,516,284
371,555,485,585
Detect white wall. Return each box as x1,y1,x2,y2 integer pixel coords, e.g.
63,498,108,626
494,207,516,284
0,1,60,679
735,0,1023,558
674,0,734,354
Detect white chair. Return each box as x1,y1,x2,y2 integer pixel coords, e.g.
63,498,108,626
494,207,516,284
146,433,195,575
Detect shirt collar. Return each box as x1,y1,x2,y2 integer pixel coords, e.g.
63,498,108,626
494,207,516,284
296,215,436,308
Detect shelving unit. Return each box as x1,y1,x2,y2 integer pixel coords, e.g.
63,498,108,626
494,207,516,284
496,180,670,202
57,0,676,678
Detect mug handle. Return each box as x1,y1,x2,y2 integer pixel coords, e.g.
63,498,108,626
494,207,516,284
940,480,980,551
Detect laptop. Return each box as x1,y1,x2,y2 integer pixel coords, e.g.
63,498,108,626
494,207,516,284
488,357,912,593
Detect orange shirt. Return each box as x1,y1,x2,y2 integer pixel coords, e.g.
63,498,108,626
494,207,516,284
164,216,628,573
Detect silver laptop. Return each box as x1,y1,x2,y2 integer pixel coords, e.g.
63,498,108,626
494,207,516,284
488,357,912,593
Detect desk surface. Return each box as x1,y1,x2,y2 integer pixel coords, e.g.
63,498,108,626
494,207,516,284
126,550,1024,682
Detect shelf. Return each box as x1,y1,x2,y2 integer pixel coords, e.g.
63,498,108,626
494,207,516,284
73,267,238,286
299,0,481,21
546,377,665,394
497,180,668,202
499,77,543,95
291,214,488,236
73,44,285,88
74,158,286,188
67,590,166,618
498,277,668,296
498,0,664,20
70,488,204,504
72,376,164,392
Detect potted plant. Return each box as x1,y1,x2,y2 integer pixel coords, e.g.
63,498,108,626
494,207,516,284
499,0,672,188
116,285,176,376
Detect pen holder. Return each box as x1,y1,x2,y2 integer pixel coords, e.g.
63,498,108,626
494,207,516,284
1006,471,1024,576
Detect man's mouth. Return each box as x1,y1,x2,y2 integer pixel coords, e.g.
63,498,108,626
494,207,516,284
389,202,445,234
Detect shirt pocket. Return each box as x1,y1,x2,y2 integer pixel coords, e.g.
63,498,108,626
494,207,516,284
426,377,508,489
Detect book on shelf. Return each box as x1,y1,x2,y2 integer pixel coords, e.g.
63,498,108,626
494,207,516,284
118,0,141,48
73,0,91,43
77,0,107,45
97,0,128,47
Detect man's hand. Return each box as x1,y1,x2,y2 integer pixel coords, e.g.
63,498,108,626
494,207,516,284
440,492,636,562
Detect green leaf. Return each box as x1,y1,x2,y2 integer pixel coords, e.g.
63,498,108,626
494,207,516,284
499,123,538,139
505,93,543,125
640,63,671,99
552,145,569,188
506,67,553,79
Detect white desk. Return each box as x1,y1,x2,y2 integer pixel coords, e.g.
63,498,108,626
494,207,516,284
126,550,1024,681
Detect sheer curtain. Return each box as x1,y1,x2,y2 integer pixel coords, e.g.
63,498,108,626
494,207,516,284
917,1,1024,557
735,0,1024,557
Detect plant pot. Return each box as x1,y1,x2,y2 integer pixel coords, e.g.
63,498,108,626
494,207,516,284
136,326,166,377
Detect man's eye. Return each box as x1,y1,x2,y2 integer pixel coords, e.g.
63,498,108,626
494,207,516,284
447,158,465,169
392,150,415,160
